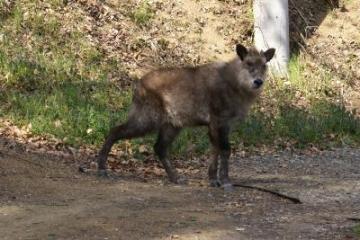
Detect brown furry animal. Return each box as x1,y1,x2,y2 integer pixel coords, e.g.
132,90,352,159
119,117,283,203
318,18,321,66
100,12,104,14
97,44,275,189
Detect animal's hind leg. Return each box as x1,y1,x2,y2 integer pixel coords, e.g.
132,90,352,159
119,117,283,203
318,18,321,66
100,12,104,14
154,124,183,184
97,118,154,174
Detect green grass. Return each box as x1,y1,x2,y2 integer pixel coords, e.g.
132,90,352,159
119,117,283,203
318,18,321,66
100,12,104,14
0,0,359,157
0,0,132,147
0,82,132,146
132,0,153,26
237,101,359,148
353,224,360,237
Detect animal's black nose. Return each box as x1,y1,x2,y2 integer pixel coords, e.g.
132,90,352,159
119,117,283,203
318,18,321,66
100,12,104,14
254,79,263,88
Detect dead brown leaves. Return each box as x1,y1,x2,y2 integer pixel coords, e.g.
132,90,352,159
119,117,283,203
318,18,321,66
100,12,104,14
62,0,253,80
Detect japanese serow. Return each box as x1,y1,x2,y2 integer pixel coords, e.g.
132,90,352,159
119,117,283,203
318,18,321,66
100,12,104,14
97,44,275,189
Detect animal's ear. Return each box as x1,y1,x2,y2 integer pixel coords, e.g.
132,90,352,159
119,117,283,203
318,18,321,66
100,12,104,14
263,48,276,62
236,44,248,61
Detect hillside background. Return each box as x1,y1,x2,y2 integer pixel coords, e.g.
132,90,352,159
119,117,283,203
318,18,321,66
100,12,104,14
0,0,359,160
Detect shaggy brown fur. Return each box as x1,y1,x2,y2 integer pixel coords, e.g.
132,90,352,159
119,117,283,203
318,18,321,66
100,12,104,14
97,44,275,188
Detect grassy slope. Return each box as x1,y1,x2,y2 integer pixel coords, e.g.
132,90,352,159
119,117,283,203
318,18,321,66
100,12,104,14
0,0,359,156
0,0,133,146
353,224,360,237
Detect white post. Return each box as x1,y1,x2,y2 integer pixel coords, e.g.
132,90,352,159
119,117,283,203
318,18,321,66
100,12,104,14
254,0,290,77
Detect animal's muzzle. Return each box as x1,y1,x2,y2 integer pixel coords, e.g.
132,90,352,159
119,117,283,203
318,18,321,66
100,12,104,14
253,79,263,88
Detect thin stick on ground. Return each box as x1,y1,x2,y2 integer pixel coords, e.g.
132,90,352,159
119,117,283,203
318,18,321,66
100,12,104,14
16,156,46,169
233,183,302,204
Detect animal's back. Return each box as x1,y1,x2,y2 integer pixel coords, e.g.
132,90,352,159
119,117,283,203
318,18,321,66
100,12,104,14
134,63,223,127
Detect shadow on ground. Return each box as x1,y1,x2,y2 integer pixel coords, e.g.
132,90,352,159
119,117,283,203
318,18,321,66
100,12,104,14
289,0,342,52
1,130,360,239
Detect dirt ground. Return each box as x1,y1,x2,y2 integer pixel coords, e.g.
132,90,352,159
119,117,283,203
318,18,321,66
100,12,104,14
1,139,360,240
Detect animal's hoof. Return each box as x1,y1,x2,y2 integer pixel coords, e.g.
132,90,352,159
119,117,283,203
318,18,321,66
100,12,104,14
78,166,88,173
209,179,221,187
222,182,234,192
177,176,189,185
170,176,188,185
97,169,109,178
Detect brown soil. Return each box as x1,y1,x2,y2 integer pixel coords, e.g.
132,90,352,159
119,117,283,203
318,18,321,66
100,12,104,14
307,0,360,114
1,139,359,240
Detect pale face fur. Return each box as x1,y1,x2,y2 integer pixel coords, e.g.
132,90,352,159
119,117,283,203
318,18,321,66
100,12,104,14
232,44,274,94
235,46,275,94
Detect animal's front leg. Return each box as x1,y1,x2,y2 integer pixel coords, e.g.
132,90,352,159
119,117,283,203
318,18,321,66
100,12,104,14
208,123,232,189
217,125,232,190
208,148,219,187
208,125,220,187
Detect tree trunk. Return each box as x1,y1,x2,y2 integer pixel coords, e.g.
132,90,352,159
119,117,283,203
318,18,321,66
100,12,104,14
254,0,290,77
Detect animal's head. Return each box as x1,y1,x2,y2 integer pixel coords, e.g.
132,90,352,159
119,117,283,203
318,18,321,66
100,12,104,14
235,43,275,92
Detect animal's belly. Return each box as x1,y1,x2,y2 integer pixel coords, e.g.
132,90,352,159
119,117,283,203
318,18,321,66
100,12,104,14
164,108,210,127
162,93,210,127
